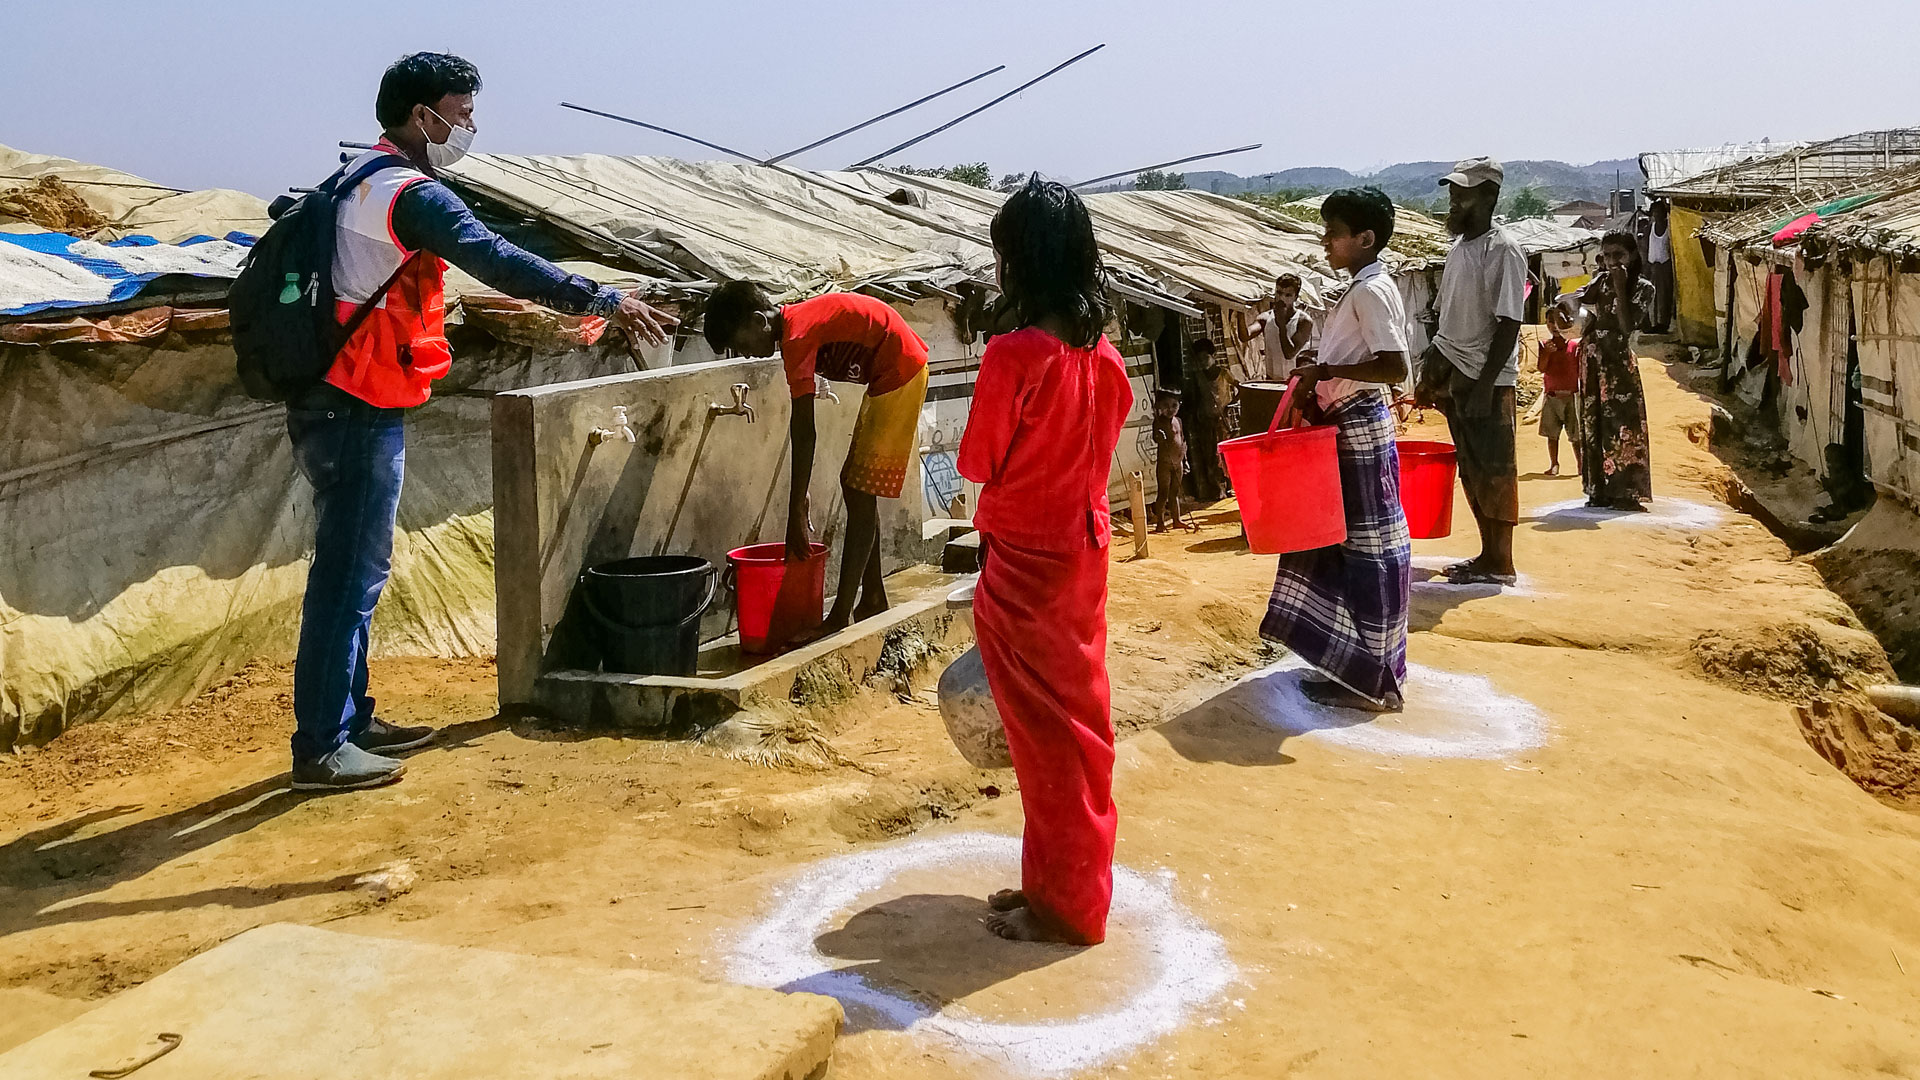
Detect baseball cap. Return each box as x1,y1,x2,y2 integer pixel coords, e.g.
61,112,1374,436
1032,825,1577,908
1439,157,1504,188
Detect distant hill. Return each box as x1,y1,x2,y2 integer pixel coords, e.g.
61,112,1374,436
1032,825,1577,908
1167,158,1643,209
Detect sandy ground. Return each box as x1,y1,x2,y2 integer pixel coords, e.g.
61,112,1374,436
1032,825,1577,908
5,354,1920,1077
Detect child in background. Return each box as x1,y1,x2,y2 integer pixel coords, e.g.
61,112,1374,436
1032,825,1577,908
703,284,930,636
1150,389,1193,532
1267,187,1413,712
959,176,1133,944
1250,272,1314,382
1183,338,1231,499
1537,306,1582,477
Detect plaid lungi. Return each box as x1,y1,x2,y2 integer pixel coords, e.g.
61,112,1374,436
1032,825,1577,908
1258,390,1411,703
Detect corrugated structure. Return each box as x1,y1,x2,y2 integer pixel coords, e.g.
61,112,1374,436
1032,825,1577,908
1690,158,1920,511
1645,128,1920,346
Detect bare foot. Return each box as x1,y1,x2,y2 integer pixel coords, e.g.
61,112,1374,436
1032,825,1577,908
1545,463,1560,477
988,888,1026,911
851,600,889,623
986,906,1087,944
1151,522,1166,534
789,612,852,647
1301,677,1404,713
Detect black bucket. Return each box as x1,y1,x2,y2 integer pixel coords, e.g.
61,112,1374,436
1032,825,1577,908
579,555,718,676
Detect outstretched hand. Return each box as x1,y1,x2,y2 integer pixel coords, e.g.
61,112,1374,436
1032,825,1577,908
613,291,677,350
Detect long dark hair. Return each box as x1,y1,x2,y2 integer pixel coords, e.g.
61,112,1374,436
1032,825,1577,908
989,175,1111,349
1600,229,1645,280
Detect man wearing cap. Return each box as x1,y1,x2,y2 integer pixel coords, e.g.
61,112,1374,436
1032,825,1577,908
1417,157,1526,586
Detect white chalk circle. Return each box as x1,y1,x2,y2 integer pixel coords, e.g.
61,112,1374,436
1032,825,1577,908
726,832,1234,1076
1409,554,1546,597
1233,658,1548,759
1532,495,1725,531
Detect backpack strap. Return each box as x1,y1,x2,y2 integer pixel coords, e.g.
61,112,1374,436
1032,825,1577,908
336,251,420,348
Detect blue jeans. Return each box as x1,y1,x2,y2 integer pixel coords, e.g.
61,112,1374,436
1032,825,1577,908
287,384,406,763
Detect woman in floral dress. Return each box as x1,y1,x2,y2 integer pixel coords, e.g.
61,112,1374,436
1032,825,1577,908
1574,230,1656,510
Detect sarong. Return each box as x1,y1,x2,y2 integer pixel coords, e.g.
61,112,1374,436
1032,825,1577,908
842,364,929,499
1259,391,1412,704
1440,363,1521,526
974,534,1116,945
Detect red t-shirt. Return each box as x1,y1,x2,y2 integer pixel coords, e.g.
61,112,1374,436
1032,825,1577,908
1539,336,1581,393
779,293,929,400
958,328,1134,551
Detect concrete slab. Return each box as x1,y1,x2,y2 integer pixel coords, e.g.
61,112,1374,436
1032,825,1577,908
0,924,841,1080
534,570,973,728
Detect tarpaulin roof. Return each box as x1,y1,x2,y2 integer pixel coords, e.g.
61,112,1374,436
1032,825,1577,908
1499,218,1602,254
0,142,270,243
0,231,252,317
1649,129,1920,201
1639,142,1801,191
441,153,1361,313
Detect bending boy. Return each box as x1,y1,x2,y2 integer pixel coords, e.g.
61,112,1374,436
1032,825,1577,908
705,284,930,635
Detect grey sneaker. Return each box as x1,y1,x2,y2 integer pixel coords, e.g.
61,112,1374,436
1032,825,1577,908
291,742,406,791
350,717,435,754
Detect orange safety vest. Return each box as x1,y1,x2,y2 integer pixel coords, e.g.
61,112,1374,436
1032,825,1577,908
324,146,452,408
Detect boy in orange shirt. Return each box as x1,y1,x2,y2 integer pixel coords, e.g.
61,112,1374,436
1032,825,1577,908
705,285,930,634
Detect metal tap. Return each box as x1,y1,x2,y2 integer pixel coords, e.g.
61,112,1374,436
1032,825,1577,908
588,405,636,445
709,383,755,423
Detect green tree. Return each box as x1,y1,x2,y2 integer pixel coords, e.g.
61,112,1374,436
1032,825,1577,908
1134,169,1188,191
1507,186,1552,220
888,162,994,188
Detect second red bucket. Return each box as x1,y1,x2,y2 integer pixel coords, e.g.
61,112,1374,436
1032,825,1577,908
727,542,827,654
1397,440,1458,539
1218,376,1346,554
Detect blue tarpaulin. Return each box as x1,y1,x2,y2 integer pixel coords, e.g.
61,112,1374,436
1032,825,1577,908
0,229,255,316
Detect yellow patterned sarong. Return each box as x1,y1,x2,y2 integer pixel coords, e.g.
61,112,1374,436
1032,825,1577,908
842,364,928,498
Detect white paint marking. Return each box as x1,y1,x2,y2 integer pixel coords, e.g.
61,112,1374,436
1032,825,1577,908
1408,555,1547,597
1231,659,1548,759
1533,496,1726,531
727,832,1235,1077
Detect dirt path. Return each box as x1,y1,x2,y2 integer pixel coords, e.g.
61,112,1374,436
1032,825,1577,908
4,355,1919,1077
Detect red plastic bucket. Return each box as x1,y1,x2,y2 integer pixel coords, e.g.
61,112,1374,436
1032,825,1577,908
1396,440,1458,539
727,542,827,654
1218,377,1346,554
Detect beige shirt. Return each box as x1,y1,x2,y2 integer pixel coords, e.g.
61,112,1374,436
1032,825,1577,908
1433,224,1527,385
1314,261,1407,412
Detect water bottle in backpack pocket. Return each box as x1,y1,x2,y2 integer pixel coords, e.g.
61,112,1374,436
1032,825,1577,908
229,154,409,402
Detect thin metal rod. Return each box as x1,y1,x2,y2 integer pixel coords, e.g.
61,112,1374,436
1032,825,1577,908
848,44,1106,169
558,102,762,164
1071,144,1264,190
764,65,1006,165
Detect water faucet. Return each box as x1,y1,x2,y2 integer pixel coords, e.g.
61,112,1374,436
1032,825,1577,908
814,374,840,404
588,405,636,445
709,383,755,423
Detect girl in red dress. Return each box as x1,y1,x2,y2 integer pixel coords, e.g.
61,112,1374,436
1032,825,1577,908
958,177,1134,944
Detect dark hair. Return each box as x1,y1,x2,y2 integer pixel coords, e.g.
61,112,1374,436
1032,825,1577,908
702,279,774,352
1275,272,1302,291
1600,229,1645,279
376,53,483,130
989,176,1111,349
1321,186,1396,250
1190,337,1216,355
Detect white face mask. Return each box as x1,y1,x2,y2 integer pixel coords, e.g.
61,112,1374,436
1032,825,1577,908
420,106,474,168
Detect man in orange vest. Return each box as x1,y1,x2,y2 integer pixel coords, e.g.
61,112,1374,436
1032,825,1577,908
289,52,675,791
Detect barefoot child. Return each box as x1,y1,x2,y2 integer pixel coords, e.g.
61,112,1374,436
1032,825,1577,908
1265,187,1413,713
1150,389,1191,532
704,285,930,634
958,177,1133,944
1537,306,1581,477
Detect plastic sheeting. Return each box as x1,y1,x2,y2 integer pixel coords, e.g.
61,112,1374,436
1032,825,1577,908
0,142,271,243
0,230,251,315
0,334,640,749
1851,263,1920,507
1669,205,1719,345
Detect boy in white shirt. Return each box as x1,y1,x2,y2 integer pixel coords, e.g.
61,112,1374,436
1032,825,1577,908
1262,187,1413,713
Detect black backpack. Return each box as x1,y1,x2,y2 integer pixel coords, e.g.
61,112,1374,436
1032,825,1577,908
230,153,412,402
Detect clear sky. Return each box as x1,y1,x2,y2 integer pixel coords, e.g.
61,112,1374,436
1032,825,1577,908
4,0,1916,198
